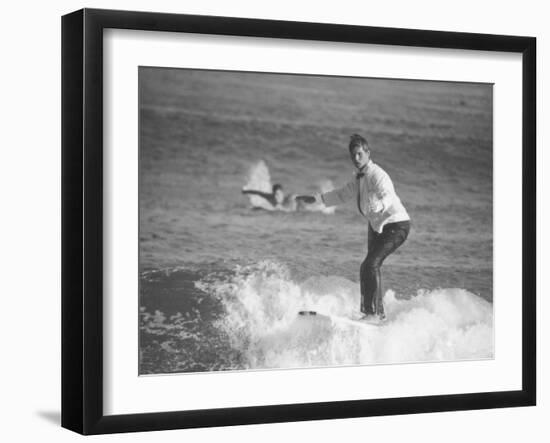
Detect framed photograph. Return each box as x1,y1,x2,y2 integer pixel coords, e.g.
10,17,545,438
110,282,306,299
61,8,536,435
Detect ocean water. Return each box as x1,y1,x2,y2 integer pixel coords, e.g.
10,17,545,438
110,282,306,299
139,68,493,374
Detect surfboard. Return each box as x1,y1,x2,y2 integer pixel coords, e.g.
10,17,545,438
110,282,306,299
297,310,380,331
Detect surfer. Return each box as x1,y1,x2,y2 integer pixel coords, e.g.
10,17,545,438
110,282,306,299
242,183,285,207
296,134,410,321
242,184,298,211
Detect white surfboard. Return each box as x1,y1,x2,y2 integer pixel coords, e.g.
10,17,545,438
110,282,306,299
297,310,380,331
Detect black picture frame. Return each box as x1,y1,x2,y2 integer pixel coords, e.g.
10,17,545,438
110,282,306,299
61,8,536,435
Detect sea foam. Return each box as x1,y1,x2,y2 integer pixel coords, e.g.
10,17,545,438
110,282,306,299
196,260,494,370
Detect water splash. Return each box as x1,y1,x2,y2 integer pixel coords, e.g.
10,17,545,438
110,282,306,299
242,160,274,210
197,260,493,370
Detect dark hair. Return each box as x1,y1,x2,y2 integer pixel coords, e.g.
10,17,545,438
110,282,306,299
272,184,283,192
348,134,370,153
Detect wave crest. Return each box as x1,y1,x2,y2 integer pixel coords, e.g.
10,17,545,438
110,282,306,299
196,261,494,369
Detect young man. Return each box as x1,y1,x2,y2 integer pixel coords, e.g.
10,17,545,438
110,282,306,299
297,134,410,321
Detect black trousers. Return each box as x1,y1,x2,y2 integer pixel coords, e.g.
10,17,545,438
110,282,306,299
360,221,410,317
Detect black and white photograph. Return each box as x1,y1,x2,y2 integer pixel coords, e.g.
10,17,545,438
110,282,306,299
2,0,544,439
138,67,493,375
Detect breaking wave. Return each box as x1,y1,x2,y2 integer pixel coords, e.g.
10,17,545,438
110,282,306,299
196,260,494,370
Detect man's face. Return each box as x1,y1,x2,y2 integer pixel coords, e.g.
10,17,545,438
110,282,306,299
350,146,370,170
274,189,284,204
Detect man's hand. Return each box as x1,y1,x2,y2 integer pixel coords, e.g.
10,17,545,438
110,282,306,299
296,195,317,204
368,198,384,213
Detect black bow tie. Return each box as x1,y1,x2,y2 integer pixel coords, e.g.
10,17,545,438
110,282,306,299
356,171,365,179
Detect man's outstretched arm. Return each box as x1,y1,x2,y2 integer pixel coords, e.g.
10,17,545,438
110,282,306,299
296,179,356,207
319,179,357,207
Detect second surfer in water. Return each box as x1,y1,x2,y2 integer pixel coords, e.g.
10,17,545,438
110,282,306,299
242,183,300,212
242,184,285,207
297,134,410,321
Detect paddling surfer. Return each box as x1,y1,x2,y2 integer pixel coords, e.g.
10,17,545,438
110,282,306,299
242,184,298,211
297,134,410,321
242,184,285,207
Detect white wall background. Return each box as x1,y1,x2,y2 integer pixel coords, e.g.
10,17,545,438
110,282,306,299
0,0,546,441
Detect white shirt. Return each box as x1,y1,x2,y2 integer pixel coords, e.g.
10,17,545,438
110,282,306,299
321,160,410,233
